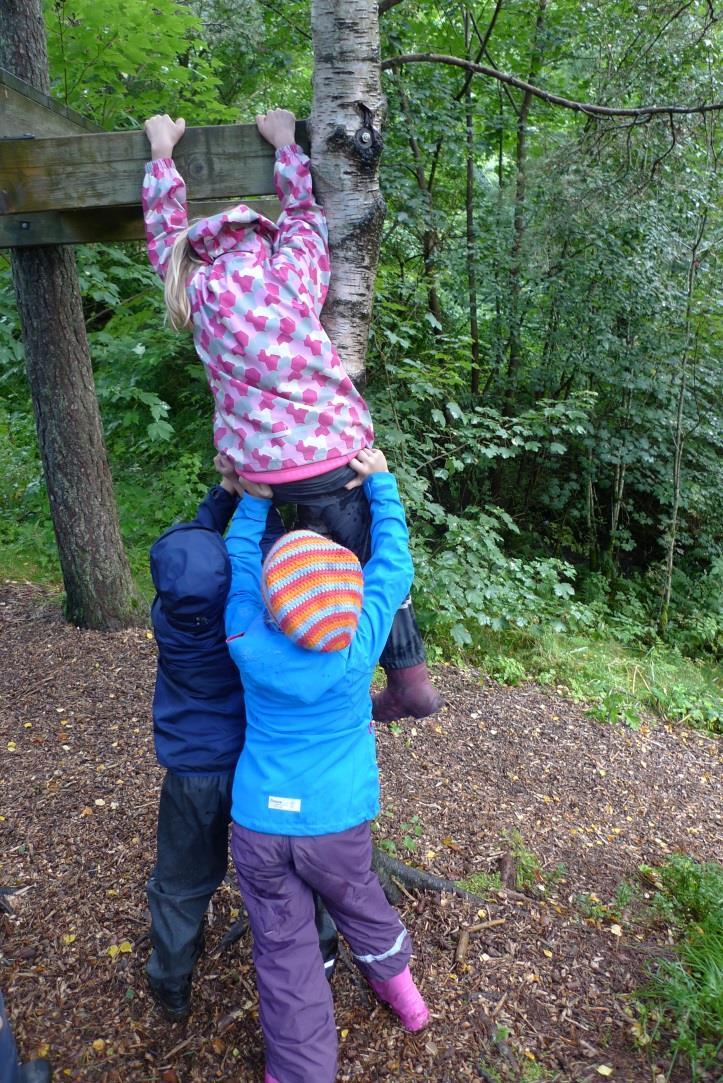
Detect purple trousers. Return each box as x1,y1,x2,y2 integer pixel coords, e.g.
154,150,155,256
231,821,412,1083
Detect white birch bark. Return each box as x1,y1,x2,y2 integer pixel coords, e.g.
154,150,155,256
310,0,385,382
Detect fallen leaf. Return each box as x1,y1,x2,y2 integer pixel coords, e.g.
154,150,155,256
92,1039,105,1053
597,1067,614,1077
609,924,623,937
62,934,76,945
118,940,132,953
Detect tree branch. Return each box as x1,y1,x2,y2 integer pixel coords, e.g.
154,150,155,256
379,0,406,12
381,53,723,117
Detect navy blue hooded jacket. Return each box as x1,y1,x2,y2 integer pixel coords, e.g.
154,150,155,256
150,485,248,774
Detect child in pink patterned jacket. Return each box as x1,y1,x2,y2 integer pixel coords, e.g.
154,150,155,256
141,109,440,723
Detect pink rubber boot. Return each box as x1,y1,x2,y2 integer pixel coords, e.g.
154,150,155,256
371,663,442,723
369,965,429,1031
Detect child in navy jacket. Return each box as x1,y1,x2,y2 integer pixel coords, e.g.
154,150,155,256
225,449,429,1083
146,463,337,1021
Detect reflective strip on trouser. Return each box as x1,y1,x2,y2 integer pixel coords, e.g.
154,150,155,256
146,770,233,989
231,821,412,1083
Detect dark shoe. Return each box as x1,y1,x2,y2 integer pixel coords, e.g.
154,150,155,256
19,1061,53,1083
147,977,191,1022
372,663,442,723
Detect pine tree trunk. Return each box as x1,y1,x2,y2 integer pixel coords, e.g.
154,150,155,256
1,0,141,629
310,0,385,382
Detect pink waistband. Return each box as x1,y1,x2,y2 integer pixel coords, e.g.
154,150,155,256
239,449,361,485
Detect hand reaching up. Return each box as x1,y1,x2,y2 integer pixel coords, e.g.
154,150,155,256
256,108,297,150
345,448,389,489
144,114,186,160
214,453,273,500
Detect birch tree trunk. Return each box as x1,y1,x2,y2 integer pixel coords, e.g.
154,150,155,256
1,0,141,629
310,0,386,383
658,211,707,637
504,0,547,415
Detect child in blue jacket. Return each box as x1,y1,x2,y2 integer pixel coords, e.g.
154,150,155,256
225,448,429,1083
146,460,337,1022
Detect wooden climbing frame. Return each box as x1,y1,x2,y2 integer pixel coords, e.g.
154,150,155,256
0,68,308,248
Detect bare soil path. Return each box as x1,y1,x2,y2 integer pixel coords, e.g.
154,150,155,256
1,582,720,1082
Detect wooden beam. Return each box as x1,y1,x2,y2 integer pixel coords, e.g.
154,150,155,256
0,120,309,215
0,199,281,248
0,67,101,136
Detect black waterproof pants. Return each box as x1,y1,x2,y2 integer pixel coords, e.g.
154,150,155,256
272,467,425,669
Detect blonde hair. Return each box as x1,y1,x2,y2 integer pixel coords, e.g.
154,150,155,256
164,226,202,331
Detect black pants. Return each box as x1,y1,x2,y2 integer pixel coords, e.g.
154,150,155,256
272,467,425,670
146,770,337,991
0,989,21,1083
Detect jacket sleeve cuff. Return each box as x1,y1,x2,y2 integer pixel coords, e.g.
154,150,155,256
242,494,273,519
145,158,176,176
275,143,306,162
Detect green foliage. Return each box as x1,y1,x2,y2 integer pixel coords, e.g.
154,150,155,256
478,630,722,735
0,3,721,735
634,857,723,1080
502,830,542,892
456,869,502,896
44,0,234,127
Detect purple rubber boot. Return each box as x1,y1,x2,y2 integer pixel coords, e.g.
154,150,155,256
369,965,429,1031
264,1073,280,1083
372,663,442,723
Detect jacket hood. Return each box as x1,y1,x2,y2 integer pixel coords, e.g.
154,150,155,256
151,523,230,628
187,204,278,263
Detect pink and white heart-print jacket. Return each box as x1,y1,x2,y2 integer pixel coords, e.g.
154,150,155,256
142,143,374,483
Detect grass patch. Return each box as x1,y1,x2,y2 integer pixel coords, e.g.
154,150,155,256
475,629,722,735
633,856,723,1081
457,870,503,895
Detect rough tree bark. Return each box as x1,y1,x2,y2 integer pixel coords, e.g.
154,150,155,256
310,0,386,382
1,0,141,629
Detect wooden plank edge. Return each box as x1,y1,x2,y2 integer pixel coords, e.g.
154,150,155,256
0,199,281,248
0,68,101,133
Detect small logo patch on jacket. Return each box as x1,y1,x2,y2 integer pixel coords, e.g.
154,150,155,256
268,795,301,812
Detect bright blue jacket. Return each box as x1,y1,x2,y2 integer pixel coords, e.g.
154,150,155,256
225,472,414,836
150,485,248,774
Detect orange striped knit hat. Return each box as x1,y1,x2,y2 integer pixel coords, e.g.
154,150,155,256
261,531,364,652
